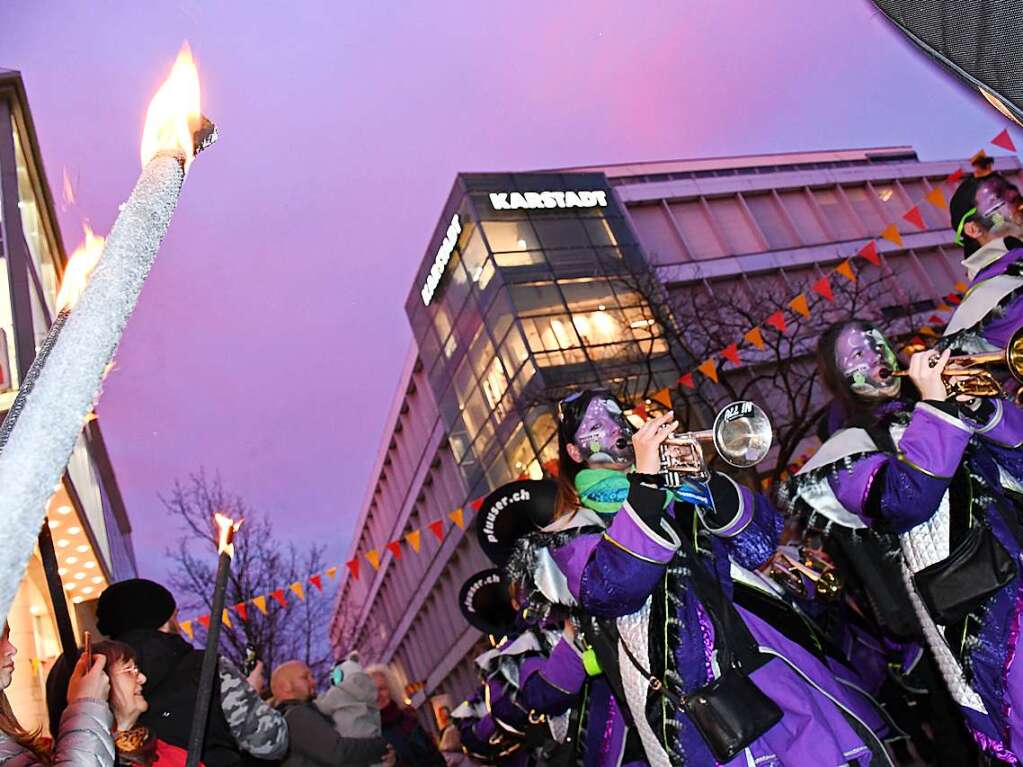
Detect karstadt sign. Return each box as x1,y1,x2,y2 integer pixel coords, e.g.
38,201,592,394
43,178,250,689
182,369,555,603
489,190,608,211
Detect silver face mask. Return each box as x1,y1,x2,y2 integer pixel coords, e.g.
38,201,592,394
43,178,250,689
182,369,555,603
571,396,635,467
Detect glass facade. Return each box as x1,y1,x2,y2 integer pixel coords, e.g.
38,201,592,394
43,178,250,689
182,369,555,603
406,172,680,501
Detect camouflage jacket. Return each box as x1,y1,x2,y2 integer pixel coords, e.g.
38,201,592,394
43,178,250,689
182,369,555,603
218,659,288,760
0,698,114,767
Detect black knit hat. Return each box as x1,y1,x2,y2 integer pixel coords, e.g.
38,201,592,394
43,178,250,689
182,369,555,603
96,579,176,638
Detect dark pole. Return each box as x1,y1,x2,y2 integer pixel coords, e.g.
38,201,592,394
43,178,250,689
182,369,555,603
37,521,77,657
185,515,238,767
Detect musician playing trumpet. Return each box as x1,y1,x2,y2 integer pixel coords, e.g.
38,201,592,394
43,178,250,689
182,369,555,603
783,319,1023,762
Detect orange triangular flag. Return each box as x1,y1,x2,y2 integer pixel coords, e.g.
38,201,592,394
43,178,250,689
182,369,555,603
918,326,938,337
325,566,338,579
643,388,668,411
955,280,968,293
925,187,947,210
405,529,422,552
880,224,902,247
180,620,194,640
789,293,810,318
937,303,953,313
835,260,856,282
290,581,305,600
744,326,765,350
234,602,248,623
222,609,232,629
366,550,381,570
697,358,718,384
449,508,465,529
252,595,268,615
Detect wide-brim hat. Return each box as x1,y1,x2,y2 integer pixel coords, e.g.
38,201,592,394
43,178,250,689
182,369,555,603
475,479,557,566
458,569,517,635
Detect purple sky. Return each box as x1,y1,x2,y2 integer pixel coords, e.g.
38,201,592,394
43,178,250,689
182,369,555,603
0,1,1010,586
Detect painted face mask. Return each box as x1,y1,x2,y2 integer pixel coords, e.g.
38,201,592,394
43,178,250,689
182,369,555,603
974,177,1023,239
834,325,901,401
572,396,635,466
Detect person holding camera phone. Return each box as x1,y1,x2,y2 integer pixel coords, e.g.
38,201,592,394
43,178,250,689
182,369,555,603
506,389,891,766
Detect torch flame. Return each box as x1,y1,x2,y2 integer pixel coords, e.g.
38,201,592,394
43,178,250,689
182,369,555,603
56,224,105,311
140,43,201,170
214,512,242,557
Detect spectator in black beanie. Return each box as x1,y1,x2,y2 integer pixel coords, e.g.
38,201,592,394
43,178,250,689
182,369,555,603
47,579,287,767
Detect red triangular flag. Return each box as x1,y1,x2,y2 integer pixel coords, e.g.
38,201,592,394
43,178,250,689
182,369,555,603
947,167,964,184
925,187,947,210
947,293,962,305
678,372,695,389
811,274,833,302
234,602,248,623
789,294,810,318
928,314,945,325
386,541,402,560
720,343,741,366
858,241,880,266
633,403,649,420
428,520,445,541
765,310,787,333
992,128,1017,153
197,614,210,630
744,326,765,350
835,260,856,282
902,206,925,230
309,574,323,591
911,336,926,347
469,496,484,512
346,558,361,581
697,358,718,384
271,589,287,608
880,224,902,247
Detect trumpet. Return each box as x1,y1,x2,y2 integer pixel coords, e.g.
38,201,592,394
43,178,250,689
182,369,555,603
766,545,843,601
879,326,1023,399
658,400,773,486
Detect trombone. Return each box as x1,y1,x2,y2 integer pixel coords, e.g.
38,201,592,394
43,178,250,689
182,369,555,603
879,326,1023,399
659,400,773,485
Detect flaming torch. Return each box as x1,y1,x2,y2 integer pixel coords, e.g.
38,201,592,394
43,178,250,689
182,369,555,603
186,512,242,767
0,43,217,624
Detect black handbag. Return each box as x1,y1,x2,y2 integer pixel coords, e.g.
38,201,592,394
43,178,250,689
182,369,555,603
913,524,1017,625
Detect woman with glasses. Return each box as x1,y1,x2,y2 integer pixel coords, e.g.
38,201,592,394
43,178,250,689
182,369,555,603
89,640,198,767
783,319,1023,762
506,389,892,767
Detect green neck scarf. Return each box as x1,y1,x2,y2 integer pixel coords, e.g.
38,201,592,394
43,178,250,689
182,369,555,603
574,468,631,515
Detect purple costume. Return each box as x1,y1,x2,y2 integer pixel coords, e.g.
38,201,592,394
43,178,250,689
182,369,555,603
787,396,1023,761
944,239,1023,349
525,475,892,766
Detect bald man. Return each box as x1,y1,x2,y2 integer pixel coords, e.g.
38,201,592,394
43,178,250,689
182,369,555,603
272,661,393,767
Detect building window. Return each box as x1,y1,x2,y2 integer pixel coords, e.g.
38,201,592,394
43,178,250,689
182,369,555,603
843,185,885,234
706,197,761,255
812,187,860,241
669,200,725,260
744,193,798,250
482,220,540,253
777,190,827,245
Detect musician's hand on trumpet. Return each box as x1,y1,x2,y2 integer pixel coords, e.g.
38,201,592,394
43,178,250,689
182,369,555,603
633,410,678,475
908,348,951,402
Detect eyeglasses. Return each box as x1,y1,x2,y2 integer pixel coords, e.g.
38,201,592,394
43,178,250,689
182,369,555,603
113,663,141,678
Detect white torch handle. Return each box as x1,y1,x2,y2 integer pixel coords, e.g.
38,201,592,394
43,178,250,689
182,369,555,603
0,151,185,623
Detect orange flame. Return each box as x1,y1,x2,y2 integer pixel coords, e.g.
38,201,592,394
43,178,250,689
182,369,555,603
214,512,242,557
140,43,201,170
57,224,105,311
